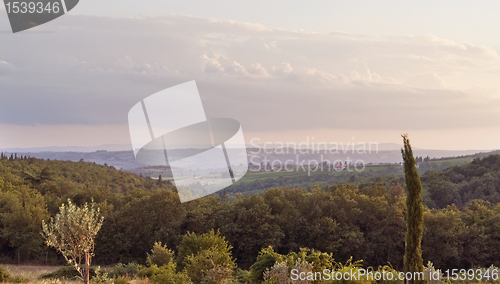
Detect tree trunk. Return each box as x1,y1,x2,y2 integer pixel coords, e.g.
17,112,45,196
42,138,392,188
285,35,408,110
84,253,90,284
45,250,48,265
17,249,20,265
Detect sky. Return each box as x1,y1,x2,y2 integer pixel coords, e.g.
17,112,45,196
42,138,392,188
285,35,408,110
1,1,500,150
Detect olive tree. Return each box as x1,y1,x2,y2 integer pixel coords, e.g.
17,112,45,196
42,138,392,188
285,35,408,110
42,199,103,284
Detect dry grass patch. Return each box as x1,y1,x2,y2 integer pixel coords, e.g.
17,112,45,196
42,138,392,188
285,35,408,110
0,264,65,283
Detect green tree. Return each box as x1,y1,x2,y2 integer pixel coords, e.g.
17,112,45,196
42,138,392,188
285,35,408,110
42,199,103,284
0,186,49,263
422,205,465,269
401,134,426,284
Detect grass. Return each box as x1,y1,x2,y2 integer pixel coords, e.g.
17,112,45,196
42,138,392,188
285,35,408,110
0,265,154,284
0,264,79,283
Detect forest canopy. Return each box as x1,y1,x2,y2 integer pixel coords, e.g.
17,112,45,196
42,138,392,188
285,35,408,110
1,154,500,273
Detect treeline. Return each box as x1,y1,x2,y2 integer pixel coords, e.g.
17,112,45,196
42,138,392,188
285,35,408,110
2,156,500,272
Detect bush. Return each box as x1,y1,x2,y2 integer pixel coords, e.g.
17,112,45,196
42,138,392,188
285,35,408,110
41,266,97,280
9,276,25,283
235,269,252,283
250,246,286,282
177,229,232,269
0,266,10,282
289,248,334,273
328,258,372,284
112,262,141,278
151,263,190,284
94,266,111,283
137,262,190,284
201,264,234,284
114,276,128,284
184,247,235,284
147,242,175,267
372,264,404,284
263,260,290,284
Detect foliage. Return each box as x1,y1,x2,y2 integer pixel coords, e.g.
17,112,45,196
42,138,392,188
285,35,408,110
421,154,500,209
200,263,234,284
147,242,174,267
113,276,127,284
401,134,426,284
0,185,49,263
139,263,191,284
136,264,161,279
250,246,286,282
178,230,235,284
112,262,140,278
93,266,111,283
288,248,335,273
42,199,103,283
263,260,289,284
5,155,500,272
423,261,442,284
235,269,252,283
329,257,371,284
40,266,97,280
0,266,10,282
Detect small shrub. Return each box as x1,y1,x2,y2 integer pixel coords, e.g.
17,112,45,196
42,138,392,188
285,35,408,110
201,263,234,284
138,261,190,284
0,266,10,282
138,264,161,279
264,260,289,284
291,259,313,284
114,276,128,284
329,257,372,284
250,246,285,282
41,266,97,280
235,269,252,283
151,263,190,284
147,242,175,267
373,264,404,284
113,262,141,278
9,276,25,283
94,266,111,283
184,247,235,284
424,261,443,284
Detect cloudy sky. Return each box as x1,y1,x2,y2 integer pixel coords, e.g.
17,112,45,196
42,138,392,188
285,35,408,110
1,0,500,150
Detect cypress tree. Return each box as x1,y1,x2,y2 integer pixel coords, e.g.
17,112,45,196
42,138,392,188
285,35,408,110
157,174,163,185
401,134,426,284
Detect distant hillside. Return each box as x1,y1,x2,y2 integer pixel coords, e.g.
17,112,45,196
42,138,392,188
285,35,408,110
220,150,490,196
421,153,500,209
0,144,131,153
0,154,174,215
0,148,491,171
0,150,143,170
